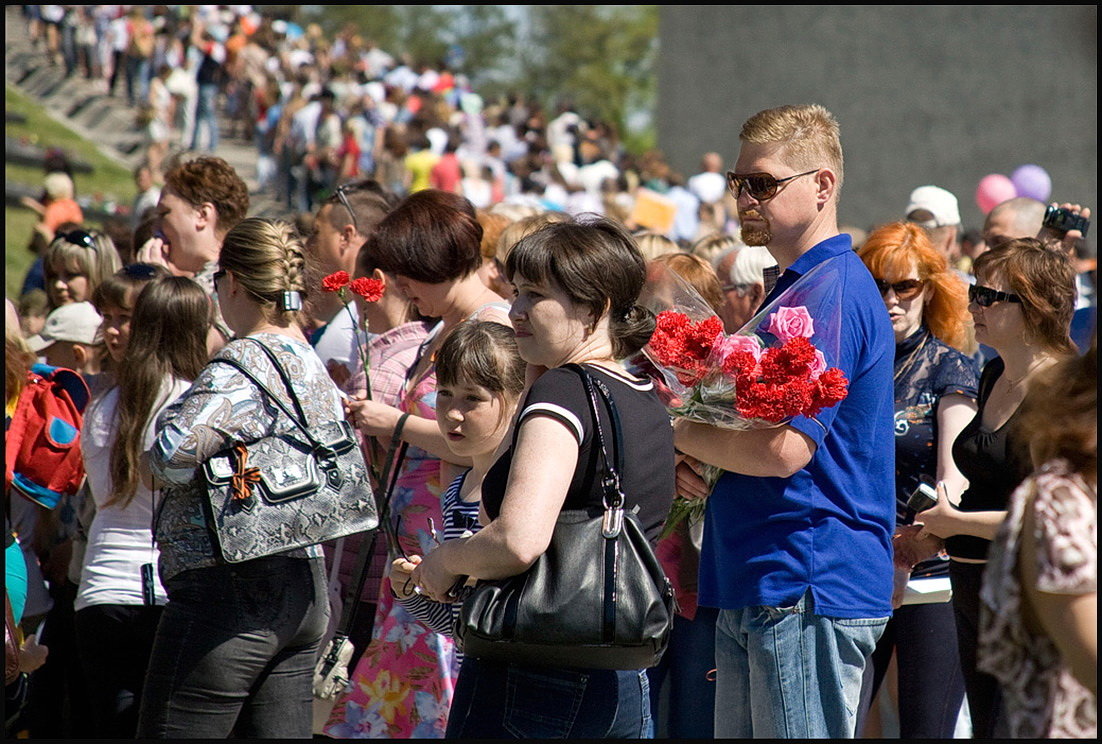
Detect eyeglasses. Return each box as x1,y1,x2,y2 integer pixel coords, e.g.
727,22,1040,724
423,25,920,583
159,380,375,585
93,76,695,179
725,169,820,201
968,284,1022,307
875,278,925,300
59,229,97,249
213,269,226,291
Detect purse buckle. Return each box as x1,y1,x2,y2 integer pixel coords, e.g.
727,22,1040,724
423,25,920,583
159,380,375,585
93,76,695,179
602,505,624,538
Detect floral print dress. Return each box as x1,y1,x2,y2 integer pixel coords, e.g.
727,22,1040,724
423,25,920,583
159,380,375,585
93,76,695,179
323,365,457,739
323,304,508,739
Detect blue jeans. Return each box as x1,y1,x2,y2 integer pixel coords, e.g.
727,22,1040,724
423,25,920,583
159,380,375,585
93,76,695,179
136,556,328,739
713,590,887,738
191,84,220,152
646,606,717,738
446,657,653,739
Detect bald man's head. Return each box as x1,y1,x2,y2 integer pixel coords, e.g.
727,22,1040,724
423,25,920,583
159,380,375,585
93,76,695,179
702,152,723,173
984,197,1046,246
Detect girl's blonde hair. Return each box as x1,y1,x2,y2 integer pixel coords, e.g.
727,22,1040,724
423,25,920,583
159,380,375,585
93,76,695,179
44,229,123,309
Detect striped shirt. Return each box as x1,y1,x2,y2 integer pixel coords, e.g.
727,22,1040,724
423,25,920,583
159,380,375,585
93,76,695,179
397,470,481,649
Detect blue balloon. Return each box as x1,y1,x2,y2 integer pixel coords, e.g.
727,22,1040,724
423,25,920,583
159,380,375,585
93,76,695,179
1011,164,1052,202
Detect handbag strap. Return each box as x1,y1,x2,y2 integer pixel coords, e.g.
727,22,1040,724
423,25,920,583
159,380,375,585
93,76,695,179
209,340,328,453
568,364,627,516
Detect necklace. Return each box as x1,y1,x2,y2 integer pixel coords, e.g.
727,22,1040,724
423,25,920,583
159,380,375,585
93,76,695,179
1002,356,1052,391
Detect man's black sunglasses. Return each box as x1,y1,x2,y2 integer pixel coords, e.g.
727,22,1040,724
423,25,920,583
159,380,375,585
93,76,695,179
968,284,1022,307
726,169,819,201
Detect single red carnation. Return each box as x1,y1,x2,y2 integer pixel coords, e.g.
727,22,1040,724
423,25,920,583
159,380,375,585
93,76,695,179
810,367,849,414
759,336,818,381
322,270,350,293
349,276,385,303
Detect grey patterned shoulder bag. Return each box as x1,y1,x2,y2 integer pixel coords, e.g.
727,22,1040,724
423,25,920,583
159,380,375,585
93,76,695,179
202,338,378,563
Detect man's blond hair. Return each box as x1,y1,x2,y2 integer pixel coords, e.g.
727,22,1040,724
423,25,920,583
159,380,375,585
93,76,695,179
739,104,844,193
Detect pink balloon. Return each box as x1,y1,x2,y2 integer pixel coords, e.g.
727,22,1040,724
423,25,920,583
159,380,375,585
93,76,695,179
975,174,1017,214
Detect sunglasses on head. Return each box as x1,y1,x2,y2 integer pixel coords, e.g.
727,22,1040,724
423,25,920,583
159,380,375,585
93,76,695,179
334,183,361,233
726,169,819,201
968,284,1022,307
875,278,925,300
60,229,96,249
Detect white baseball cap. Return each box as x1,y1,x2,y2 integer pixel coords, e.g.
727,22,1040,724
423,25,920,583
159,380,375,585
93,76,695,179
906,185,961,228
26,301,103,353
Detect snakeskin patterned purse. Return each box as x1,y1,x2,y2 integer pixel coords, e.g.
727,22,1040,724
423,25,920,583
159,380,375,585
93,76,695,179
201,339,378,563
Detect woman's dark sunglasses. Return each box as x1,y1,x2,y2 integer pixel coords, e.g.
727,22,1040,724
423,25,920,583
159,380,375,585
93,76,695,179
213,269,226,291
875,278,925,300
59,229,97,249
725,169,819,201
968,284,1022,307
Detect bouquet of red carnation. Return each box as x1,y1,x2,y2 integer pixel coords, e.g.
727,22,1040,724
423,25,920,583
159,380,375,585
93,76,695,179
638,260,851,537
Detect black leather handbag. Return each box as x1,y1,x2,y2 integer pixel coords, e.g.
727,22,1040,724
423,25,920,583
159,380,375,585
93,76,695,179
201,339,379,564
456,365,674,670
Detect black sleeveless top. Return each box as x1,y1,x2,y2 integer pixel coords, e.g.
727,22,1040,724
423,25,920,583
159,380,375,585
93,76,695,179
482,364,675,545
946,357,1031,560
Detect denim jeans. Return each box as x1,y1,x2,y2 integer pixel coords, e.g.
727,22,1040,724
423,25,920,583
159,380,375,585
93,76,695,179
713,590,887,738
136,556,328,739
446,657,653,739
191,83,220,152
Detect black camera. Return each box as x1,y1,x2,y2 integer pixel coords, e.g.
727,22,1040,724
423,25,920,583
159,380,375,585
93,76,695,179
1042,205,1090,238
906,481,938,513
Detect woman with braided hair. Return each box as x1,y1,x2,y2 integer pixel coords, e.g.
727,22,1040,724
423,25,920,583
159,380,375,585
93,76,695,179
138,218,339,738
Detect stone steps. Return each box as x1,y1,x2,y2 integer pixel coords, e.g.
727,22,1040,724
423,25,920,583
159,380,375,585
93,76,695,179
5,5,292,221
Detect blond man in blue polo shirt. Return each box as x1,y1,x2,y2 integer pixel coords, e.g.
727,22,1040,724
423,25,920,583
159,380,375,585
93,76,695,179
674,104,895,738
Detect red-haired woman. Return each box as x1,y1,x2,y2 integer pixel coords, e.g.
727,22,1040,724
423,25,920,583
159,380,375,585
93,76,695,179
856,222,979,738
915,237,1078,737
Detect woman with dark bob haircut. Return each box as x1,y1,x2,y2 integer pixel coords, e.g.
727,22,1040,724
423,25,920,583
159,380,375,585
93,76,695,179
915,237,1077,738
336,189,510,737
411,215,676,738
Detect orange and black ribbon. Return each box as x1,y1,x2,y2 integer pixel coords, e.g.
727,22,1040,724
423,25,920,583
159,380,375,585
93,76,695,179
230,444,262,502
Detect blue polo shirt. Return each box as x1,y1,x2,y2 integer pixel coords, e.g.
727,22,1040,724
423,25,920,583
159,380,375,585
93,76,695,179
698,234,896,618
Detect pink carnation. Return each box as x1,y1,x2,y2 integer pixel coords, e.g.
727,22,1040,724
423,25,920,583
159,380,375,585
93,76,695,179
809,349,828,380
767,305,815,343
713,334,763,364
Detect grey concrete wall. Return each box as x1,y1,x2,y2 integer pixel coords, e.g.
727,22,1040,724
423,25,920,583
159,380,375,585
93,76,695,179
657,5,1097,234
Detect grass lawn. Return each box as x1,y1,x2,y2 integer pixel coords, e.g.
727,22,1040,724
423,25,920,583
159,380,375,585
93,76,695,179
6,84,136,300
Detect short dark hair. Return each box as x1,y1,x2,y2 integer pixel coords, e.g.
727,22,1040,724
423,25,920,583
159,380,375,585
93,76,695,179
506,214,656,359
367,189,483,284
435,320,526,400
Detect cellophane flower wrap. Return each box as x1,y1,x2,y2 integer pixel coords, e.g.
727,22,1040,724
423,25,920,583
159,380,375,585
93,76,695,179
638,256,851,538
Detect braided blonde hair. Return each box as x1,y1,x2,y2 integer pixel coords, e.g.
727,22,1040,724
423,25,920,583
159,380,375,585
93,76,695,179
219,217,308,325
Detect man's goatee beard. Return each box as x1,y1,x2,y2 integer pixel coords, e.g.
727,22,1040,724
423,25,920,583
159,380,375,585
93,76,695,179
740,224,772,247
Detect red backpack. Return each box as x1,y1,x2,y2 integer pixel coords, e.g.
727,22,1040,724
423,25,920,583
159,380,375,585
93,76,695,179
5,365,90,510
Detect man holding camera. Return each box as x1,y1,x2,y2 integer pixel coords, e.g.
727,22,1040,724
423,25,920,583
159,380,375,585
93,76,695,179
673,104,895,738
985,197,1093,351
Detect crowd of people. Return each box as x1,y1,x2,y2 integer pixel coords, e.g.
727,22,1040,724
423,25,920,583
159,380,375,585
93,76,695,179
5,7,1098,742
